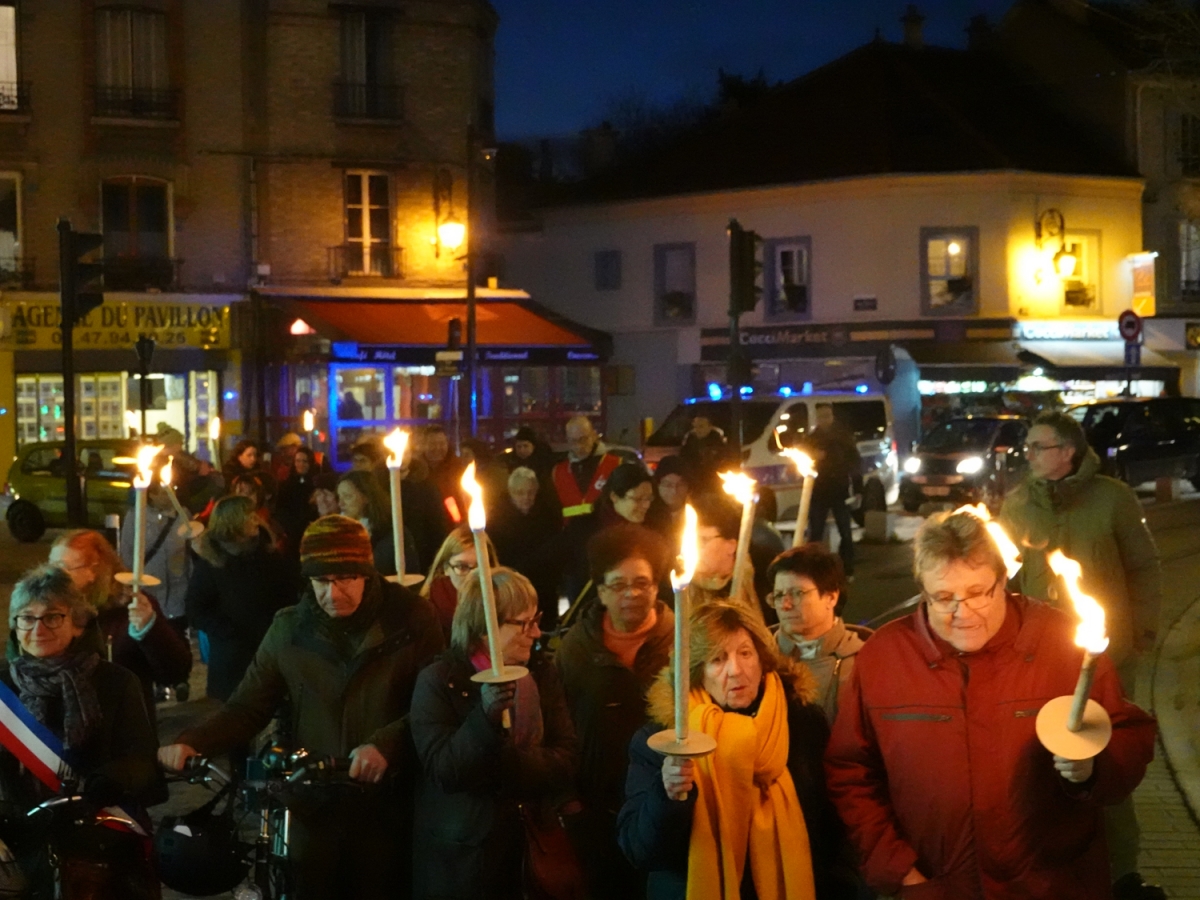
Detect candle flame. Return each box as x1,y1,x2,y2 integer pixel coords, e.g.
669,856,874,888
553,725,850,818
779,448,816,479
134,444,163,489
719,470,757,507
671,504,699,591
159,457,174,488
208,416,221,442
302,409,315,433
953,503,1022,579
1047,550,1110,655
383,427,409,470
461,462,486,531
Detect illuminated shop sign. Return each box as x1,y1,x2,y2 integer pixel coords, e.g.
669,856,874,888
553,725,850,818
331,343,601,365
1017,320,1120,341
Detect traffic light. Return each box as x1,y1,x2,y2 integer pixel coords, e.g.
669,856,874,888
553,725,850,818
728,219,762,314
57,219,105,328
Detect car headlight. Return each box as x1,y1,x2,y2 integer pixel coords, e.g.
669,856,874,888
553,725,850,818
903,457,921,475
956,456,985,475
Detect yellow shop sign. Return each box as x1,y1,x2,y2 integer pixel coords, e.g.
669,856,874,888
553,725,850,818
0,297,231,350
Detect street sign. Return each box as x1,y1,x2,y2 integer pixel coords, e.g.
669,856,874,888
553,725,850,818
1125,342,1141,367
435,348,464,377
1118,309,1143,342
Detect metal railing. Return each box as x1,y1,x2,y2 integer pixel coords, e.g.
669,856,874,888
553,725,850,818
333,82,403,120
103,256,182,291
0,83,30,114
328,244,404,280
94,86,179,120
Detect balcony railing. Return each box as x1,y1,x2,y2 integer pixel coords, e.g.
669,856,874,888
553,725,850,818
328,244,404,280
333,82,404,121
0,83,30,114
0,256,34,288
94,86,179,120
104,256,182,292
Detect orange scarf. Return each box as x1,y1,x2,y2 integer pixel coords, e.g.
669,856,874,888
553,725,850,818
685,671,815,900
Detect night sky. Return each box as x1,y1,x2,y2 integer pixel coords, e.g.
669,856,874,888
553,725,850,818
493,0,1018,139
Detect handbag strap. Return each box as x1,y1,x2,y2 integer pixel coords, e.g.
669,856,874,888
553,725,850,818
142,515,178,566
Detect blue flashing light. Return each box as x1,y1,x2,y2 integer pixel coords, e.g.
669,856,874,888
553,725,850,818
801,382,813,395
684,396,697,405
706,383,723,401
855,383,870,394
0,408,6,415
223,390,236,401
778,386,793,397
739,385,753,396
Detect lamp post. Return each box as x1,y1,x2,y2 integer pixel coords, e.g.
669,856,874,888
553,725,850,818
133,336,155,436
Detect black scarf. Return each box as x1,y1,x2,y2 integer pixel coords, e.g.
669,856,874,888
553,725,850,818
10,649,102,749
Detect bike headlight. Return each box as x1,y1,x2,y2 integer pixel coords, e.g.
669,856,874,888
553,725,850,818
903,457,921,475
956,456,985,475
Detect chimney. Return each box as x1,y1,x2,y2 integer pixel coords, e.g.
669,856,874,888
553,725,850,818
901,4,925,49
966,14,992,51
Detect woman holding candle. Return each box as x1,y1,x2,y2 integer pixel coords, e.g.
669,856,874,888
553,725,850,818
337,469,419,578
419,524,499,641
618,600,846,900
410,568,579,900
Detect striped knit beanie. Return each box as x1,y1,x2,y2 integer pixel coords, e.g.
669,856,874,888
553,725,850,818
299,515,375,578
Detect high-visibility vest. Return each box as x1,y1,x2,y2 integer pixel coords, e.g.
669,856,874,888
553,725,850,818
553,452,621,518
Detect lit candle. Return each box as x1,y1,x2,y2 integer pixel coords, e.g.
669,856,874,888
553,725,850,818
302,409,315,434
208,416,222,467
1048,551,1110,732
671,504,700,743
954,503,1023,579
158,458,190,521
383,428,409,578
462,462,524,730
130,444,162,590
780,449,816,548
720,471,758,602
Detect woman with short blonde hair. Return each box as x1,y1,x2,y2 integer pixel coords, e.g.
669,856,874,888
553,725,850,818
420,524,498,641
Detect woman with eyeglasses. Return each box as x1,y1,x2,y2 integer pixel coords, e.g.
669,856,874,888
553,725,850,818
564,463,657,604
419,524,499,642
2,565,161,899
766,544,872,723
556,524,676,899
410,567,579,900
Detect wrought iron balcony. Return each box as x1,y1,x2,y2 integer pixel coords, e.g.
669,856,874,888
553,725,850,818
328,244,404,280
103,256,182,292
0,83,30,114
94,86,179,120
333,82,403,121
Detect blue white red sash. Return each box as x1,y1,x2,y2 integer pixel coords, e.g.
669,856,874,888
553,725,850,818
0,678,146,835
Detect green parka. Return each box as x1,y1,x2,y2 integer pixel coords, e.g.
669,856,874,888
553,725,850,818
999,448,1161,665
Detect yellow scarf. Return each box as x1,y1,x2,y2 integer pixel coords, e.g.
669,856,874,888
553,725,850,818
685,671,816,900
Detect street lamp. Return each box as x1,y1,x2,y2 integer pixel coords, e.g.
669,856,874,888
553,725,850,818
1035,208,1078,281
438,218,465,252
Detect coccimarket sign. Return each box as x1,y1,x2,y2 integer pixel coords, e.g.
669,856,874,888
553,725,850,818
0,296,231,351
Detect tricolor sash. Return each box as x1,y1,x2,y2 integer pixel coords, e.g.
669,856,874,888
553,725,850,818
0,679,145,835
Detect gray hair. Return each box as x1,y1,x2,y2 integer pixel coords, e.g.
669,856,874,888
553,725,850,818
10,565,95,629
1031,410,1089,466
913,511,1005,586
450,566,537,653
508,467,539,492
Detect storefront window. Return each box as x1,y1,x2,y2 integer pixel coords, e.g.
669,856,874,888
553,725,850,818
334,367,386,420
559,367,602,414
393,368,441,420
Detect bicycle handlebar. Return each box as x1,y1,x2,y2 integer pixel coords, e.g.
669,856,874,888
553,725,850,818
285,755,354,784
180,755,232,786
26,795,84,817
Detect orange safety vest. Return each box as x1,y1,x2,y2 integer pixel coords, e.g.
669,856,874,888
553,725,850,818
553,452,621,518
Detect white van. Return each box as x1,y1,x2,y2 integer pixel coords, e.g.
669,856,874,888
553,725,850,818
643,390,898,517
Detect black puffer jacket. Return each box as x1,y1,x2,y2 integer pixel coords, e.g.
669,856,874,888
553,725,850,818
409,648,579,900
185,527,299,700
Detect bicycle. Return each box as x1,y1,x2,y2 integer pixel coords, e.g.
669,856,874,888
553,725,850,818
157,747,359,900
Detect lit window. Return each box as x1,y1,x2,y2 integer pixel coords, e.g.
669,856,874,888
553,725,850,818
654,243,695,324
1180,220,1200,302
921,227,978,316
765,237,811,318
343,172,393,276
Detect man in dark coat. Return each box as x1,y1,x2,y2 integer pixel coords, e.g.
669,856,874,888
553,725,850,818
489,466,564,628
678,414,730,497
161,515,445,900
557,525,675,899
803,403,861,577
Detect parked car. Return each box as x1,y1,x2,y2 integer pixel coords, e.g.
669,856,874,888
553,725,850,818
644,390,898,517
4,439,140,541
1067,397,1200,488
899,415,1028,513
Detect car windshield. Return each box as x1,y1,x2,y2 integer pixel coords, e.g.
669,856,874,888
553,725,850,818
647,401,777,448
832,400,888,443
920,419,998,453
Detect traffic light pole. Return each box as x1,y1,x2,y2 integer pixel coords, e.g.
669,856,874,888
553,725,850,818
465,123,478,437
57,219,84,527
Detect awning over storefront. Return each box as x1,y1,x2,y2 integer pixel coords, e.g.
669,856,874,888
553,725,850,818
255,286,611,365
1017,340,1178,382
904,340,1023,382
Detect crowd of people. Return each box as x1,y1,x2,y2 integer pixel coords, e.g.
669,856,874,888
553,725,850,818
0,411,1165,900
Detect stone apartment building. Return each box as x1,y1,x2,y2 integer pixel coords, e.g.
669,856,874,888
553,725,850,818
0,1,596,469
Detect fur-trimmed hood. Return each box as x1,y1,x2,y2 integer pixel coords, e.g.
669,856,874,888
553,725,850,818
192,526,273,568
644,654,819,728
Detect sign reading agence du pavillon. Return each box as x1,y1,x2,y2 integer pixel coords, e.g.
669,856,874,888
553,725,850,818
0,297,232,351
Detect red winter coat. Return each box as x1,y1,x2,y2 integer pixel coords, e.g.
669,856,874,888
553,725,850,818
825,594,1156,899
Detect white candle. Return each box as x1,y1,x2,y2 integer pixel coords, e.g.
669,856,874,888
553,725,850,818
383,428,409,577
672,504,700,743
158,459,190,521
721,472,758,602
462,462,511,729
1048,550,1110,735
131,444,162,590
780,449,816,548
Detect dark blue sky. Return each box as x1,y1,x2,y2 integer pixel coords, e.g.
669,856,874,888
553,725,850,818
493,0,1018,139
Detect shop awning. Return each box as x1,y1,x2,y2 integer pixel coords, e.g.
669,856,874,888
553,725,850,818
1018,341,1178,381
255,286,611,364
904,340,1023,382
